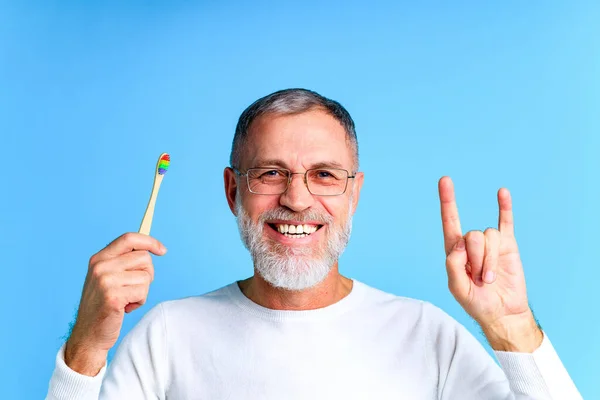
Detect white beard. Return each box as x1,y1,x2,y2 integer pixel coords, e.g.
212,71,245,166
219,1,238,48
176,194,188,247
235,192,353,291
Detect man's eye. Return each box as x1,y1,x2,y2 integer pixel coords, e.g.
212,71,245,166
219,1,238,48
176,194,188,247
314,170,338,179
260,169,285,178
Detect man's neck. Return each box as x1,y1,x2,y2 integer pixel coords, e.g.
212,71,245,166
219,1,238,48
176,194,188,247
237,267,353,311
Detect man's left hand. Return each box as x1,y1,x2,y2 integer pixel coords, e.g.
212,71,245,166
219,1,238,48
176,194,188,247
438,176,543,353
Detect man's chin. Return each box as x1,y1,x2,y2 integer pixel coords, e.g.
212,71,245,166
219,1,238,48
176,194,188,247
261,272,330,292
253,255,334,291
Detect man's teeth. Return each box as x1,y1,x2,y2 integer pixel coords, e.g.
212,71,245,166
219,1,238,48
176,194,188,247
275,224,318,235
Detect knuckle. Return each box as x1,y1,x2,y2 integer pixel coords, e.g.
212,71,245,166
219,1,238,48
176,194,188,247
148,268,155,282
88,253,100,267
465,230,484,243
138,253,155,276
134,287,148,303
141,251,153,265
104,293,122,310
146,261,155,273
122,232,136,243
90,261,106,279
484,227,499,236
97,273,113,290
136,252,154,271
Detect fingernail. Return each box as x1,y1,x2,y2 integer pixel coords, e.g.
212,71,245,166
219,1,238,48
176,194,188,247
456,238,465,250
160,244,167,254
484,271,495,283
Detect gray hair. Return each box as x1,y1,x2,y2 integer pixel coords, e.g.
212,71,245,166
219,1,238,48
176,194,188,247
230,88,359,171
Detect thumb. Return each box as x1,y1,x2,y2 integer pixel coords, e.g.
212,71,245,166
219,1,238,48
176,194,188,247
446,238,470,298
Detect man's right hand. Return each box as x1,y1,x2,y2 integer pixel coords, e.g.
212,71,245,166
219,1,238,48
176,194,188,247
64,232,167,376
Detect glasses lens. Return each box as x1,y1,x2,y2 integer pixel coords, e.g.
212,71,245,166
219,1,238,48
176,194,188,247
307,168,348,195
247,168,289,194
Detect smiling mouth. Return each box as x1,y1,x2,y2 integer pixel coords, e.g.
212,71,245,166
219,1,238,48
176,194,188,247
267,223,324,239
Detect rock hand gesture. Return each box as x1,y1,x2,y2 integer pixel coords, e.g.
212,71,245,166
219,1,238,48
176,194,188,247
438,176,543,352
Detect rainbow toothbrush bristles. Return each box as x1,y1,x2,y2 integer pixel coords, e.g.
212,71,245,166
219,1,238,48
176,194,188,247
139,152,169,235
158,154,170,175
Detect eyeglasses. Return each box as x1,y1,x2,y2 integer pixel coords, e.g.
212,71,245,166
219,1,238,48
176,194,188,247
233,167,356,196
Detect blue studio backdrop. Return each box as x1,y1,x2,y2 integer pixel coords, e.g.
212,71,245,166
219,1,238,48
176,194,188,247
1,1,598,398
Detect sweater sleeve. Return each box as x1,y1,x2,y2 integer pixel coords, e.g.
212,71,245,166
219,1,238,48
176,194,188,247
493,332,582,399
45,343,106,400
424,302,582,400
45,303,168,400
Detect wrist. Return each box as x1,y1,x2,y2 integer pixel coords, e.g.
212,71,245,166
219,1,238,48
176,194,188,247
64,338,108,377
481,312,543,353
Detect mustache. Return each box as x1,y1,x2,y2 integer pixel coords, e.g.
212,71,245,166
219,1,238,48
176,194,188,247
258,207,333,225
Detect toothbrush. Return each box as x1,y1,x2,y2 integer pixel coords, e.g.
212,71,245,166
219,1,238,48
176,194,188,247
139,153,170,235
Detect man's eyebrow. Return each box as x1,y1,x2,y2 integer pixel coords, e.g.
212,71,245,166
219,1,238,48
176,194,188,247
251,159,288,168
309,161,345,169
251,159,346,169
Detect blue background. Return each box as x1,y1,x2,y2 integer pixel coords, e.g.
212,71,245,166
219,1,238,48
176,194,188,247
1,1,598,398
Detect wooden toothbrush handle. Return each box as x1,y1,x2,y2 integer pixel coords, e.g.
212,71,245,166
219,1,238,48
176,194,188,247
139,174,164,235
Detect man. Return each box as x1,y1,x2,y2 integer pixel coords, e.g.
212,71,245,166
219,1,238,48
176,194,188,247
46,89,581,399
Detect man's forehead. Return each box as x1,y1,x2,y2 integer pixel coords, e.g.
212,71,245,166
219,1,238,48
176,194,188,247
249,110,346,139
241,110,353,169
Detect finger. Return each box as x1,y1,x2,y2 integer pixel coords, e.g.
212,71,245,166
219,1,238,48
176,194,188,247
123,274,153,313
119,270,153,286
118,251,155,281
121,284,150,308
97,269,152,293
465,230,485,285
94,232,166,263
126,254,155,283
483,228,500,284
446,238,470,297
438,176,463,255
93,251,155,281
125,303,143,313
498,188,514,235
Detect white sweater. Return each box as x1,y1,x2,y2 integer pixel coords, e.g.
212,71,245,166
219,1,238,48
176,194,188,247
46,280,581,399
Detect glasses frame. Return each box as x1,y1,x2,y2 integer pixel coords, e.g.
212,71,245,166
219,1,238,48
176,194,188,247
232,167,356,196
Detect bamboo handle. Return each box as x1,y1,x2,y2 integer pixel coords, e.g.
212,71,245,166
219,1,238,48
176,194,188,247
139,173,164,235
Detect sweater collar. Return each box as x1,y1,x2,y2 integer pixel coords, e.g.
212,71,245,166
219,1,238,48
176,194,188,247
225,278,366,321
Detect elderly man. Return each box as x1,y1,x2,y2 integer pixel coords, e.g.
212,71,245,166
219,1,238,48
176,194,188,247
46,89,581,399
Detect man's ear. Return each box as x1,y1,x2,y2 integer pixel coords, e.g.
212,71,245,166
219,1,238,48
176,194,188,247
351,172,364,215
224,167,238,215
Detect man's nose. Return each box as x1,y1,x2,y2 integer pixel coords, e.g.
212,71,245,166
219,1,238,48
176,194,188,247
279,173,314,212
